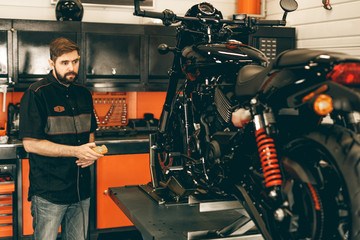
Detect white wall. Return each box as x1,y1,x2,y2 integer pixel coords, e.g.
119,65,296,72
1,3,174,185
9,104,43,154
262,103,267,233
266,0,360,58
1,0,358,57
0,0,236,24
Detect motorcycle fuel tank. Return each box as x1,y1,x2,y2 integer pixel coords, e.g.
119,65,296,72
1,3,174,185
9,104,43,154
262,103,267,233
181,41,268,72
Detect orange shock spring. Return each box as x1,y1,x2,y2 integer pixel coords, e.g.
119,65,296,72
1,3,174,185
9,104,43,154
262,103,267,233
255,128,283,188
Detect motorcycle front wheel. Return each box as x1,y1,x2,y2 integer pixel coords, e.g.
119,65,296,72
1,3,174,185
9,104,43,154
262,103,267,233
274,125,360,240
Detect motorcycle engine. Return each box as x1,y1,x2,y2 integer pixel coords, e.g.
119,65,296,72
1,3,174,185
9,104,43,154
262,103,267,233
188,86,237,187
214,87,233,124
205,131,237,186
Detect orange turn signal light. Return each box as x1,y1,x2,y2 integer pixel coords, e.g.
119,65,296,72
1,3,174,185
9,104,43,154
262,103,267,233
313,94,333,116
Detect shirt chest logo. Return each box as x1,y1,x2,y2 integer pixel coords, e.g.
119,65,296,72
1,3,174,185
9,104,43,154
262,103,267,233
54,106,65,112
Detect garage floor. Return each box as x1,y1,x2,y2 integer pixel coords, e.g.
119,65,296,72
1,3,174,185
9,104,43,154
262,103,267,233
97,230,143,240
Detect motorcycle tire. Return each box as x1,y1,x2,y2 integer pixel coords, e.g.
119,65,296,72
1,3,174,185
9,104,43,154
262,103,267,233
276,124,360,240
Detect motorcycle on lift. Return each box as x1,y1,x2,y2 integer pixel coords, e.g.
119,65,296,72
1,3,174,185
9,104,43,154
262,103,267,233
133,0,360,239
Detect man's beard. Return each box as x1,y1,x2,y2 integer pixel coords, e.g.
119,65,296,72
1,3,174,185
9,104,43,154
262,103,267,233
54,68,78,84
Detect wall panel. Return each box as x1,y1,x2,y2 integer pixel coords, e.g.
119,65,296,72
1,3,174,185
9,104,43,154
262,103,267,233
266,0,360,57
0,0,237,24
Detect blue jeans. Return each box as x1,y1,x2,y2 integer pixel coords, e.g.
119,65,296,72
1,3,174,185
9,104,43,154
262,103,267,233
31,195,90,240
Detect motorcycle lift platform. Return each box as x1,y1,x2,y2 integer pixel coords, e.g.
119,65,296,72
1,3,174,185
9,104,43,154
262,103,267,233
109,185,264,240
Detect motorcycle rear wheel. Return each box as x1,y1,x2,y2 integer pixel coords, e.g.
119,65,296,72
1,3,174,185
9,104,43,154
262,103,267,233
275,125,360,240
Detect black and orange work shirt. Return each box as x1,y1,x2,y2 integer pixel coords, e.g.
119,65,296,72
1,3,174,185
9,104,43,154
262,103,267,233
19,71,97,204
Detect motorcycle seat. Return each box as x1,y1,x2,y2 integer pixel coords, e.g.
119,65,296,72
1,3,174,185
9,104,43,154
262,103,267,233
273,49,348,68
235,64,270,98
235,49,348,98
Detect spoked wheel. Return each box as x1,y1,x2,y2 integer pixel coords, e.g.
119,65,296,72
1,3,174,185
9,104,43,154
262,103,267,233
271,125,360,240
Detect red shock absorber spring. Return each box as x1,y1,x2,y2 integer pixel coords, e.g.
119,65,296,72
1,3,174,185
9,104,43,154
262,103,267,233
255,128,283,188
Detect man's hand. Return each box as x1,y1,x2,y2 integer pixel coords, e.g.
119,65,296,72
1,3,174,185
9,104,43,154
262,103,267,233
75,142,103,168
76,158,97,168
22,138,104,168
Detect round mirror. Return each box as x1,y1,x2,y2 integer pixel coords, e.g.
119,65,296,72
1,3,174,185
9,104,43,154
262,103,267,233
280,0,298,12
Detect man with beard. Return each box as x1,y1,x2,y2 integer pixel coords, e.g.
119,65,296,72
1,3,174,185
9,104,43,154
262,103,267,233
19,37,103,240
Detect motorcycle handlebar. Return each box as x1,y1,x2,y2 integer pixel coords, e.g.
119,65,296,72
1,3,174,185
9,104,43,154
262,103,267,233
134,0,286,27
134,0,164,18
139,10,166,19
257,19,286,26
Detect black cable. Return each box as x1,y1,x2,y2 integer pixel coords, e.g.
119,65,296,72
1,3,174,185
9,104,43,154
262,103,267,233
77,166,87,240
70,95,87,240
68,89,88,240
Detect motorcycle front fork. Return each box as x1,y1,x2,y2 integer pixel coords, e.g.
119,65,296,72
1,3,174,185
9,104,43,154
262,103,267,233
158,70,180,134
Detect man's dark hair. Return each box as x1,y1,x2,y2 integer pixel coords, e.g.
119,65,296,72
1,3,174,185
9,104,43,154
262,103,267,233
50,37,79,62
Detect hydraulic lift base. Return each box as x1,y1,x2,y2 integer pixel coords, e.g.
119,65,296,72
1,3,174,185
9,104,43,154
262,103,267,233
109,185,263,240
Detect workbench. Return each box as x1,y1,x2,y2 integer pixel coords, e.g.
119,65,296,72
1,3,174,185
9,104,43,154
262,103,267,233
109,185,264,240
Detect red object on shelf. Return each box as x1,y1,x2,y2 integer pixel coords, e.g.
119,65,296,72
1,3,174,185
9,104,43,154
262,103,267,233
237,0,261,15
0,122,6,137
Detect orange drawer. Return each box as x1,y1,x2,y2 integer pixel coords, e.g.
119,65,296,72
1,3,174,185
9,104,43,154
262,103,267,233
0,215,12,225
0,225,12,237
0,195,12,205
0,183,15,194
0,172,15,238
0,205,12,215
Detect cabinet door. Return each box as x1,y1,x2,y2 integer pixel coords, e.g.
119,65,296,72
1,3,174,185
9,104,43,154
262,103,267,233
146,35,176,91
86,34,140,77
12,20,81,89
82,23,144,92
145,25,176,91
0,19,12,85
96,154,150,229
21,159,32,236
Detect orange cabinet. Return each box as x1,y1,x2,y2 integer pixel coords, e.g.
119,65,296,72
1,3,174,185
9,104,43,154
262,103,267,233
96,154,150,229
0,177,14,238
21,153,151,235
21,159,32,236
